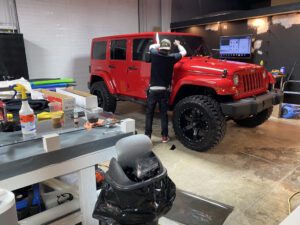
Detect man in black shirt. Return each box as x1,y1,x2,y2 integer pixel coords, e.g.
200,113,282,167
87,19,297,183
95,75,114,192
145,34,187,143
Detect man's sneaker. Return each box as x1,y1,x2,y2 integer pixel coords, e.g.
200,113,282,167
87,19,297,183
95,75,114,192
162,136,170,143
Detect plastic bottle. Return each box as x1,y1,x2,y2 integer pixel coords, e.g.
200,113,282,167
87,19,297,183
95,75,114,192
19,100,36,135
280,66,286,75
0,101,7,121
74,110,79,128
260,60,264,66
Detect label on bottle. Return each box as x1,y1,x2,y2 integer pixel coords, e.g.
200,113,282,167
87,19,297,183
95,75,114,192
20,114,35,123
20,114,36,133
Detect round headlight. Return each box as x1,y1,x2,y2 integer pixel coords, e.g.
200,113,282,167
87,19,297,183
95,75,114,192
262,71,267,79
233,74,239,86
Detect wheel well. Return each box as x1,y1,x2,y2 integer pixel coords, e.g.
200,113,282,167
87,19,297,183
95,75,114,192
173,85,216,105
90,75,104,86
172,85,233,107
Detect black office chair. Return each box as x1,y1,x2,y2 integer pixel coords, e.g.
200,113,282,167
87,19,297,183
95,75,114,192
93,134,176,225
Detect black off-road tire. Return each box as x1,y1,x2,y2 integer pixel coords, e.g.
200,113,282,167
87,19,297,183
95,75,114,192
173,95,226,152
234,107,273,128
90,81,117,113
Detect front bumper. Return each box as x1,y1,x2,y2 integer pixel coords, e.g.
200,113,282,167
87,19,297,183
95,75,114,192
221,90,284,119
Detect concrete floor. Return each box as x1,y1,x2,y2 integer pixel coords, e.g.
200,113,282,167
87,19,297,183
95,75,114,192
115,101,300,225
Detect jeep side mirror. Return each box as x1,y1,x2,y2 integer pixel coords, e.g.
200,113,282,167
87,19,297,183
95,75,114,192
145,52,151,63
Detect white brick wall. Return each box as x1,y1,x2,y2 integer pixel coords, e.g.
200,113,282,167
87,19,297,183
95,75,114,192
16,0,139,90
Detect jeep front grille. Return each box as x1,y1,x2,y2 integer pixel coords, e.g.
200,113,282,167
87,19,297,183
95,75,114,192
241,71,264,92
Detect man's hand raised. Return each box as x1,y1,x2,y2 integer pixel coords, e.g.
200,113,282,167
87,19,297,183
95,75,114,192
174,40,180,46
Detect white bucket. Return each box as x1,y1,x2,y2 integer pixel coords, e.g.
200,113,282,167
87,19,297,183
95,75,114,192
0,189,18,225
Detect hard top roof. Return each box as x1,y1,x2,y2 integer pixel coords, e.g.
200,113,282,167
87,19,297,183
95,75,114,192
92,32,201,42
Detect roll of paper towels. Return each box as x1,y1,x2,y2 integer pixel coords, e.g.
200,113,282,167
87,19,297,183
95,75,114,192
0,189,18,225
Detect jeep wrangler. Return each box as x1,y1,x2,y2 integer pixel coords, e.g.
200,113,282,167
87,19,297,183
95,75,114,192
89,32,283,151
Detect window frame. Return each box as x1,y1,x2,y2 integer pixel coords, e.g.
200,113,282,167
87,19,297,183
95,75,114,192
132,38,153,62
92,41,107,60
110,39,127,61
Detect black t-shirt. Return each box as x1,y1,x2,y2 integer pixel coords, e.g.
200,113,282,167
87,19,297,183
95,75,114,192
149,49,182,88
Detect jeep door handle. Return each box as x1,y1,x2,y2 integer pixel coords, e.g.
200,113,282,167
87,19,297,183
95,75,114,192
128,66,137,70
109,65,116,69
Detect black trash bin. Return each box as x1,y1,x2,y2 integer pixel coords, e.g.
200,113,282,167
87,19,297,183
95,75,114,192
93,134,176,225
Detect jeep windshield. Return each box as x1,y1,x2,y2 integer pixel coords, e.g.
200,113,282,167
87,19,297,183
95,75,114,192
160,35,210,57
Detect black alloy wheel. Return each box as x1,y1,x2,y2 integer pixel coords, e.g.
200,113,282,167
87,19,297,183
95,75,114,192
173,95,226,151
90,81,117,113
180,107,210,143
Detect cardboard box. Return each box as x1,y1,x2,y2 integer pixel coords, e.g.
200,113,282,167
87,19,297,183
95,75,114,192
30,89,44,100
41,89,75,111
56,88,98,109
120,118,135,133
43,133,61,152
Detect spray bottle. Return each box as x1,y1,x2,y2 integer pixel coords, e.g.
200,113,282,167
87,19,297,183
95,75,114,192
12,84,36,135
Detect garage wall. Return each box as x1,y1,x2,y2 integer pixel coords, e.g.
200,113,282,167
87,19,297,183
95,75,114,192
161,0,172,32
139,0,161,32
0,0,18,30
16,0,139,90
138,0,172,32
272,0,300,6
171,0,271,23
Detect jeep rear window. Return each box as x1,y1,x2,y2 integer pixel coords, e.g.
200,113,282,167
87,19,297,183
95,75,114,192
92,41,106,60
160,35,210,57
133,38,153,61
111,40,127,60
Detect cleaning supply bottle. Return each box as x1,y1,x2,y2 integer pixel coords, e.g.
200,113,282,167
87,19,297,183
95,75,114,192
260,60,264,66
14,84,36,135
0,100,7,121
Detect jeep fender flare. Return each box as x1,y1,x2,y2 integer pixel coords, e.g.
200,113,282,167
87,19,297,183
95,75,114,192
170,75,236,105
90,73,117,95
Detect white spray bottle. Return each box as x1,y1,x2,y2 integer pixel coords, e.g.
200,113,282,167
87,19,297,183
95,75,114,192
13,84,36,135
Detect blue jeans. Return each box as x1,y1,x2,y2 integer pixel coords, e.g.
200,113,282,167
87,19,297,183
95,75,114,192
145,90,169,137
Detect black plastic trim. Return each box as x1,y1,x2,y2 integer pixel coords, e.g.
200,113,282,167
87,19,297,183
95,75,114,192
221,90,284,119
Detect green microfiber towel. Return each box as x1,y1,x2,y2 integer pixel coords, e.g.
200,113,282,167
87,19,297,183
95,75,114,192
31,78,75,85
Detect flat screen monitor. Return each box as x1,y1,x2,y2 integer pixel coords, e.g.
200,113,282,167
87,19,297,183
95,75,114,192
220,35,252,58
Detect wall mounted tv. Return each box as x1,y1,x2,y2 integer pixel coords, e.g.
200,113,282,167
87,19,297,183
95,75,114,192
219,35,252,58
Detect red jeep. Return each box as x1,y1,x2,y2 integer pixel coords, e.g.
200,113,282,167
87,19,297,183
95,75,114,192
89,32,283,151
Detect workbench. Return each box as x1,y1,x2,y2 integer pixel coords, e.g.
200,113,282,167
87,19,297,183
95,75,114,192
0,119,134,225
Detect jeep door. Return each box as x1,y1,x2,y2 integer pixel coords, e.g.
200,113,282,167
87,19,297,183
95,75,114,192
109,39,128,94
126,37,153,99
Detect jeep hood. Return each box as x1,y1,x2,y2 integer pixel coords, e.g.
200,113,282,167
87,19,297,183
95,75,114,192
177,56,263,76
